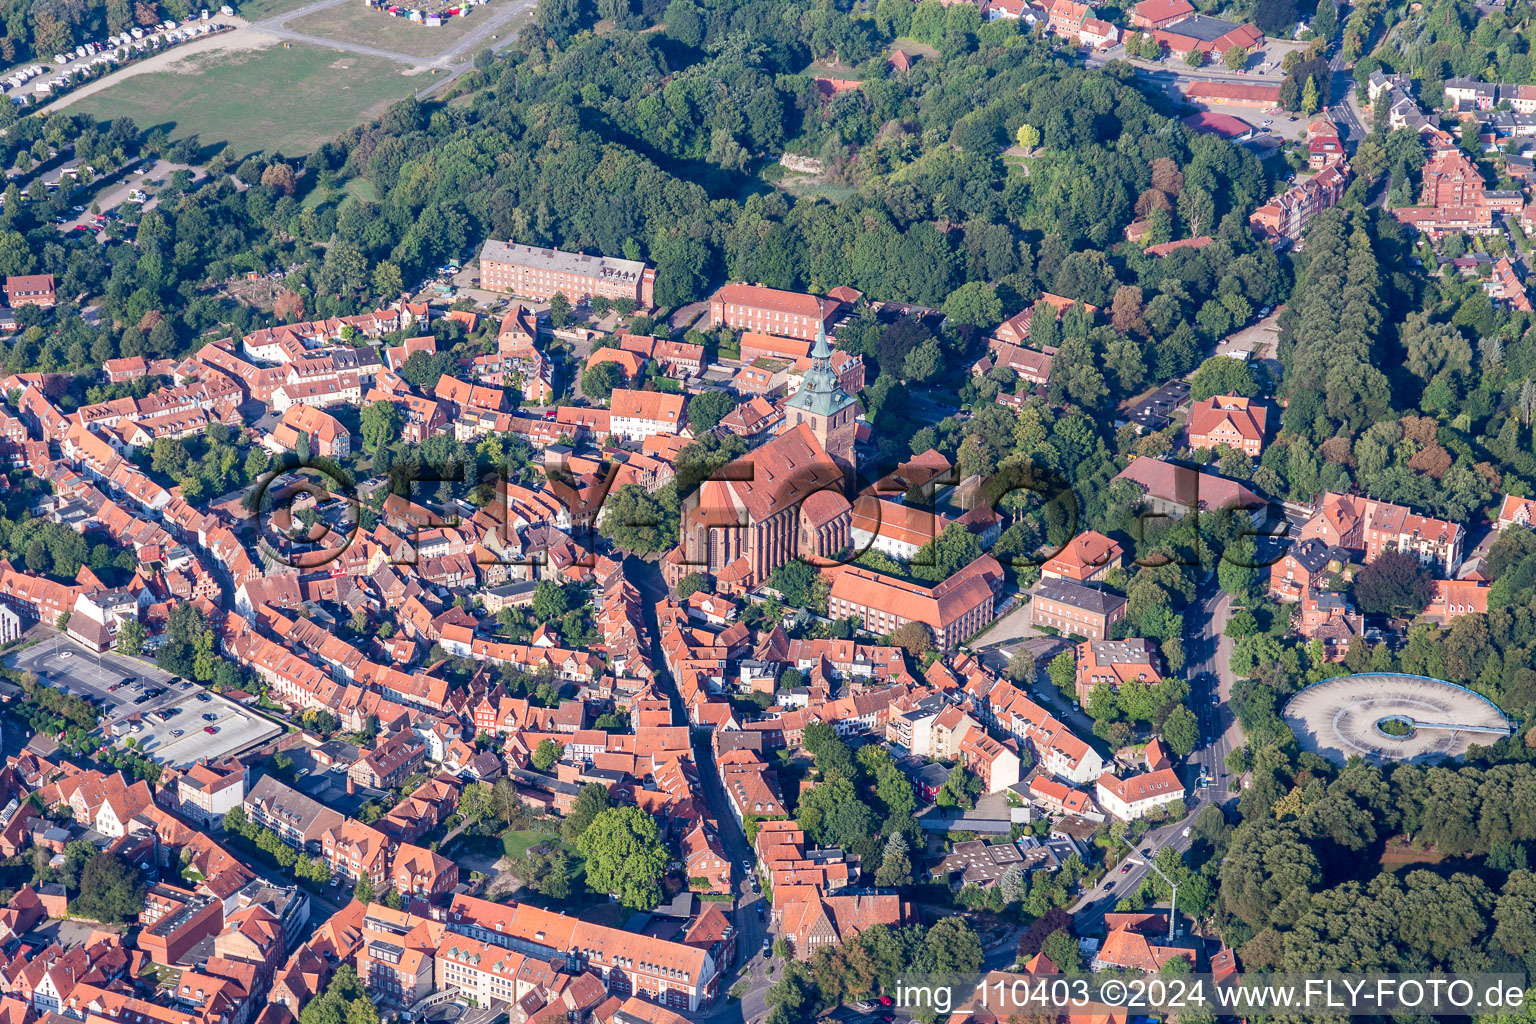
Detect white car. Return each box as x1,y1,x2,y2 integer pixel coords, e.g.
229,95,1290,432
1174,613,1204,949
1261,118,1273,126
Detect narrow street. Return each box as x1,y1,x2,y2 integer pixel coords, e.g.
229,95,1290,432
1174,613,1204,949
624,553,1247,982
624,555,772,1024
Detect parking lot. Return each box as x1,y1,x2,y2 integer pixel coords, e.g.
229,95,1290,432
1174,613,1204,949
8,635,281,767
50,159,203,241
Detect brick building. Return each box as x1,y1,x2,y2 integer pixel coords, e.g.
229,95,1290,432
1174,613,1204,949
1027,578,1126,639
478,241,655,307
708,284,844,340
1074,638,1161,703
1186,395,1268,456
825,555,1004,651
1250,162,1350,244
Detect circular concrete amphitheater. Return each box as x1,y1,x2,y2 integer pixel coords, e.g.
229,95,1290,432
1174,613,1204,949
1281,673,1515,765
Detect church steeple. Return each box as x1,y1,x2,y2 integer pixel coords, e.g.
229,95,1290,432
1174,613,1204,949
810,318,833,365
792,319,846,411
786,311,856,467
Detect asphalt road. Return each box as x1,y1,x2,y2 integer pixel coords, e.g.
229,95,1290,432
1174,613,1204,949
1085,49,1284,87
1327,40,1366,141
1069,583,1243,937
246,0,537,100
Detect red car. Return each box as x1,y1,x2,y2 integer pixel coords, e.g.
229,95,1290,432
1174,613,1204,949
1120,863,1131,873
878,997,893,1007
204,726,218,734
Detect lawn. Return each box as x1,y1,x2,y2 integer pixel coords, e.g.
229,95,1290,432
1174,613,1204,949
289,1,488,58
499,827,601,904
502,827,562,860
71,42,422,157
236,0,321,20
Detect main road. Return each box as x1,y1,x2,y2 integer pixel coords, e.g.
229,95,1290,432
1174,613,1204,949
1069,583,1243,937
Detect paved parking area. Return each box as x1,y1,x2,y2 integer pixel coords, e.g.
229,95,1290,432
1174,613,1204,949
8,635,281,767
1283,673,1515,765
51,159,203,241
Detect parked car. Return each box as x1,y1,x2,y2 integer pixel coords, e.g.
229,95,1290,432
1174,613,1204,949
763,938,773,956
204,725,218,734
170,729,183,737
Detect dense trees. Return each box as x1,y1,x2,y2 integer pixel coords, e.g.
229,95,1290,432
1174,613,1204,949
765,919,984,1024
582,361,624,403
686,389,734,432
1352,549,1434,616
1209,748,1536,978
299,967,378,1024
532,739,563,771
598,484,678,553
576,806,669,909
71,851,147,924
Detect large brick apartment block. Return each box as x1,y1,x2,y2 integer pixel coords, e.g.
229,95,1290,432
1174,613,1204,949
447,894,719,1010
708,283,845,340
1391,147,1522,236
826,555,1004,651
1299,491,1464,575
1250,162,1350,244
478,240,655,307
244,775,345,853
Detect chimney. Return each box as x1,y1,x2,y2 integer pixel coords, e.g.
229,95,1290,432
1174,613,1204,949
346,775,357,796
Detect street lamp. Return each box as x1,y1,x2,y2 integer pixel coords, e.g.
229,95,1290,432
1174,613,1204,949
1142,856,1179,945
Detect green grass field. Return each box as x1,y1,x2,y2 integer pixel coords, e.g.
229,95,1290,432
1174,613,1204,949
502,827,562,860
289,1,486,58
236,0,321,20
71,42,422,156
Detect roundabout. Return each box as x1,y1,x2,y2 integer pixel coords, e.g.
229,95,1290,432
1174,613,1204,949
1281,673,1515,765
